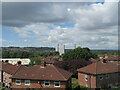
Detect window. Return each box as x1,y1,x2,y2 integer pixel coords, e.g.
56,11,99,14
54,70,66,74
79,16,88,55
85,75,88,81
44,80,50,87
108,84,112,88
118,73,120,77
25,80,30,85
16,80,21,85
105,74,109,79
99,76,103,80
54,81,60,87
97,86,101,88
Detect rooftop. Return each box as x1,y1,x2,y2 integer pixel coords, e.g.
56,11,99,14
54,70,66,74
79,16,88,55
12,64,72,81
0,61,24,75
77,61,120,75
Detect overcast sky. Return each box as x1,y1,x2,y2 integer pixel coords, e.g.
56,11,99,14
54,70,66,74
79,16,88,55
1,0,119,49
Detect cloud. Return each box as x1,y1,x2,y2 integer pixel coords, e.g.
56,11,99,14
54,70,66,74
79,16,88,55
2,2,80,27
0,38,6,42
2,2,118,49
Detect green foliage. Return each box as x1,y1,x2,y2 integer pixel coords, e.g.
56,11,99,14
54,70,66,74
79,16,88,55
63,47,96,61
0,86,6,90
91,50,119,55
29,58,42,66
72,83,79,89
80,85,88,88
72,78,77,82
2,51,59,58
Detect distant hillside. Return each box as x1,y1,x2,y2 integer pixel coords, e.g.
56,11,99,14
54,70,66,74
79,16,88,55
91,49,119,55
1,47,55,52
65,49,119,55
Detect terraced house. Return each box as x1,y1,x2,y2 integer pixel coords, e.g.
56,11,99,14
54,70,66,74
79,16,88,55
77,60,120,88
11,62,72,89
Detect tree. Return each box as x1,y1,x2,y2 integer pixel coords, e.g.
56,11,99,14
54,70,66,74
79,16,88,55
62,47,96,61
29,58,42,66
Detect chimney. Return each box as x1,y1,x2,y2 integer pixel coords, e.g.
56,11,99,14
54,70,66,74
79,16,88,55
104,55,108,59
101,59,107,64
40,61,46,68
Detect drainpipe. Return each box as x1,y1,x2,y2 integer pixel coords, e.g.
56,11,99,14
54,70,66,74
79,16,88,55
89,75,91,88
1,70,3,86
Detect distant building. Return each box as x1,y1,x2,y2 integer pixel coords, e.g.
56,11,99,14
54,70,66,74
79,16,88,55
0,58,30,65
77,60,120,88
11,62,72,89
55,44,59,52
98,55,120,62
55,44,65,55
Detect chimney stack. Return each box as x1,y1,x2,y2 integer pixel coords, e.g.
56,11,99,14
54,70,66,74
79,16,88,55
40,61,46,68
101,59,107,64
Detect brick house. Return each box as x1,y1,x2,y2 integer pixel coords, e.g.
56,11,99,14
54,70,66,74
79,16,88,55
77,60,120,88
98,55,120,62
11,62,72,89
0,61,24,87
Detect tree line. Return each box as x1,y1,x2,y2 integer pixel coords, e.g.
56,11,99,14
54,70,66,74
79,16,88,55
2,51,59,58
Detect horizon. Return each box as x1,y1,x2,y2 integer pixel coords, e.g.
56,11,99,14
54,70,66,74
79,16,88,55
1,46,119,50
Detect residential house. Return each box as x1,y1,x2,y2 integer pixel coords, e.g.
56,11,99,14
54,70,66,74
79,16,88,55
11,62,72,89
0,58,30,65
77,60,120,88
98,55,120,62
0,61,24,87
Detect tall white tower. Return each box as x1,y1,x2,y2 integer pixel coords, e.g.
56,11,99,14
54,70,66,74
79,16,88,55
55,44,65,55
55,44,59,52
59,44,65,55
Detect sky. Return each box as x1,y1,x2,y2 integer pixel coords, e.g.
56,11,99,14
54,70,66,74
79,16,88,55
1,0,119,49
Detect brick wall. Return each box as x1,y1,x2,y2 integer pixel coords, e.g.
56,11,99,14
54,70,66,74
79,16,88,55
78,72,120,88
0,71,1,82
12,79,71,89
78,72,96,88
3,72,12,87
96,73,120,88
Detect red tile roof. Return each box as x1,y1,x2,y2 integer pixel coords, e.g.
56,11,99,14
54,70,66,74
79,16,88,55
0,62,23,75
77,61,119,74
12,64,72,81
98,55,120,61
45,60,57,64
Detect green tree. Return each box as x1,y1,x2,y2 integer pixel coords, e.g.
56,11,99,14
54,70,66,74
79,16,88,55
62,47,96,61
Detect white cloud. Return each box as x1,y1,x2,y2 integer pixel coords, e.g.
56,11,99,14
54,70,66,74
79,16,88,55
3,2,118,49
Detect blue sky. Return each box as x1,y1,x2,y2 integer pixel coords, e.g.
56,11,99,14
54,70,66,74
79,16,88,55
1,1,118,49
